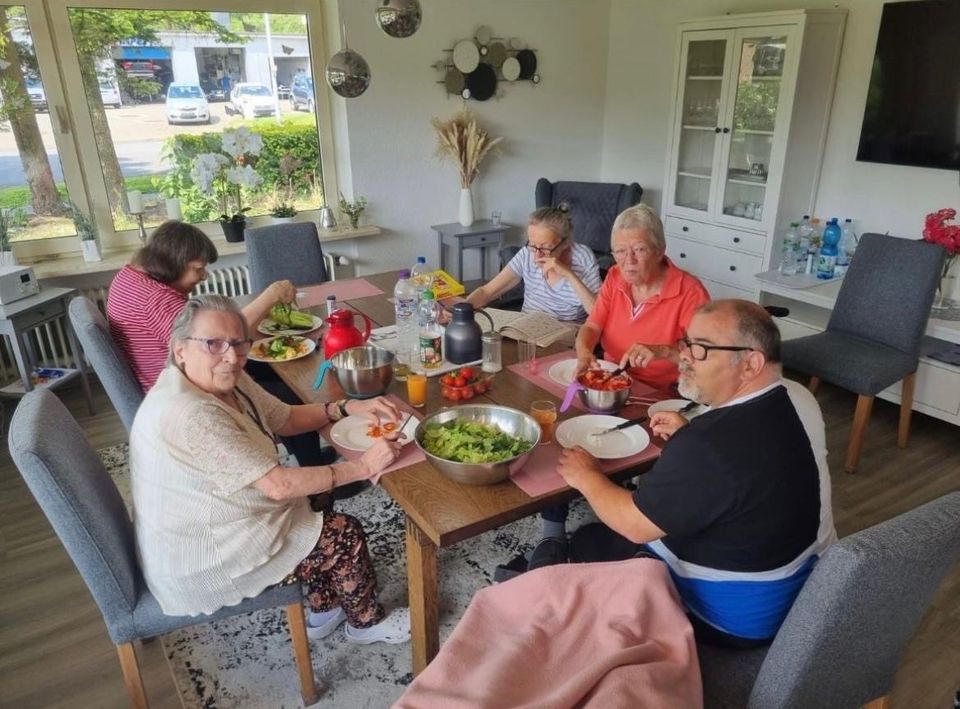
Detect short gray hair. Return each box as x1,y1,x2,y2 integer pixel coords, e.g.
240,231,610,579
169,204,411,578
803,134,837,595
611,203,665,253
697,299,781,363
168,294,247,365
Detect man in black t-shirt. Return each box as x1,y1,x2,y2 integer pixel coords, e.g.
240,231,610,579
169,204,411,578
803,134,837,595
557,300,834,646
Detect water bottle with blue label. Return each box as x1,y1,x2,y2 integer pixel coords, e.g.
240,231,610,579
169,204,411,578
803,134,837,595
817,218,841,279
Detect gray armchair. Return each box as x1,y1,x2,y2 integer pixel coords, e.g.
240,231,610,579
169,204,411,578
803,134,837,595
8,389,319,707
246,222,328,294
699,491,960,708
68,296,143,432
496,178,643,310
782,234,945,472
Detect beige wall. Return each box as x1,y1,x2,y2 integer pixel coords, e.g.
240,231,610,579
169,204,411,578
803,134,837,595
600,0,959,240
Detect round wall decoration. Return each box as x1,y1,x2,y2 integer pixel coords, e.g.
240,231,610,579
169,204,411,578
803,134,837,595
452,40,480,73
436,28,540,100
375,0,422,38
326,48,371,98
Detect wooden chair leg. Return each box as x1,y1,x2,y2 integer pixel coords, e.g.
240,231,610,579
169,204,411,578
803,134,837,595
898,373,916,448
285,602,320,705
862,695,890,709
846,395,874,473
116,642,149,709
808,376,820,395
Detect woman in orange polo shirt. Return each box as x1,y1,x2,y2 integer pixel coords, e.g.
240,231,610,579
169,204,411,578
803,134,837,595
575,204,710,390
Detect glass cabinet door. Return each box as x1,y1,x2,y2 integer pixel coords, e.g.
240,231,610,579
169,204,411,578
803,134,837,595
717,29,790,224
671,34,728,214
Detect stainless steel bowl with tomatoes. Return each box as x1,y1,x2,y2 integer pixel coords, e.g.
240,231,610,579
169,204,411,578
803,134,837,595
440,366,493,402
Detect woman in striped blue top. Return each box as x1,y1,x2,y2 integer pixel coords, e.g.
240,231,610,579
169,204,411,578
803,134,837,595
465,207,601,322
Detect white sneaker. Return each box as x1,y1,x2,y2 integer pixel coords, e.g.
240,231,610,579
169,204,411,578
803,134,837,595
306,607,346,640
344,607,411,645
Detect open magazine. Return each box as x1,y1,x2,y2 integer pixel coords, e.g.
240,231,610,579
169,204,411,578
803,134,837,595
482,308,578,348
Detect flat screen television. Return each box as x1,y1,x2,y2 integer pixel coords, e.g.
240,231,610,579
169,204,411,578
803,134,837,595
856,0,960,171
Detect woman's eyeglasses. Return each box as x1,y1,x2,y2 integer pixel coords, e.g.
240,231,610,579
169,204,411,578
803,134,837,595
676,335,754,361
612,244,655,260
186,337,253,356
525,240,566,256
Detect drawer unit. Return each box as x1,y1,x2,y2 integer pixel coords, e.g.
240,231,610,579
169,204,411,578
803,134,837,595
700,277,755,302
665,215,766,256
666,235,763,292
459,232,501,248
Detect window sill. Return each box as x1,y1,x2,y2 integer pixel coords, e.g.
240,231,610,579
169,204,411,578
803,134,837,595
25,225,382,280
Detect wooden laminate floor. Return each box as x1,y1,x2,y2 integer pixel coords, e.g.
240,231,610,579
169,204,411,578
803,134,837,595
0,376,958,708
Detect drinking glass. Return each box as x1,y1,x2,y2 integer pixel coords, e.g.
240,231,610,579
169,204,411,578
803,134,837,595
530,400,557,444
407,371,427,408
491,210,502,226
393,347,414,382
518,338,538,374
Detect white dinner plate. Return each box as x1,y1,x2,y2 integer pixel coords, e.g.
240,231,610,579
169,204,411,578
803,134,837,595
257,314,324,336
329,415,419,452
246,336,316,363
555,414,651,459
647,398,708,420
547,358,617,387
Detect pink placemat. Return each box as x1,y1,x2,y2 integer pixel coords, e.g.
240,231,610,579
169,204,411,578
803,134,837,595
318,394,425,481
507,351,658,412
298,279,384,307
511,437,661,497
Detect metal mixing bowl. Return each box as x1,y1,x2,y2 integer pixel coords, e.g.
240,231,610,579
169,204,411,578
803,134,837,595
575,373,632,413
329,345,394,398
415,404,541,486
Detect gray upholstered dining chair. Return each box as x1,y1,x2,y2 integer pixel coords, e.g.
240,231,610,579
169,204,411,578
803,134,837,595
68,296,144,433
698,491,960,709
781,233,945,472
245,222,329,294
8,389,319,708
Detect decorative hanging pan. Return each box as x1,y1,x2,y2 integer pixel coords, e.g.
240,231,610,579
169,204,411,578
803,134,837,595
475,25,493,46
465,62,497,101
516,49,537,80
486,41,507,68
443,67,465,95
501,56,521,82
452,40,480,73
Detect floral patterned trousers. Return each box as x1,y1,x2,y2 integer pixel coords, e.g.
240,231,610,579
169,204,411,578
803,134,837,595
281,512,385,628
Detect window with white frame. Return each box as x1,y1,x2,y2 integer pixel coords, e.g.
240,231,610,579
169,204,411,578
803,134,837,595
1,0,337,259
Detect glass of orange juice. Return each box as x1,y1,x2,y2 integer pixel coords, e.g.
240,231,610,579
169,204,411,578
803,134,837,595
530,400,557,444
407,371,428,408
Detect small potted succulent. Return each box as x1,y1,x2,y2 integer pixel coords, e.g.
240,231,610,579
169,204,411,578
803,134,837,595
271,202,298,224
338,192,367,230
68,202,101,262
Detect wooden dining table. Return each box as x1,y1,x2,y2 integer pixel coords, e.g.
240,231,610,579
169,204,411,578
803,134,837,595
265,271,658,675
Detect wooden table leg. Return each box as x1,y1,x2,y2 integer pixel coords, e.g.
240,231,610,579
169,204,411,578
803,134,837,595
405,515,439,676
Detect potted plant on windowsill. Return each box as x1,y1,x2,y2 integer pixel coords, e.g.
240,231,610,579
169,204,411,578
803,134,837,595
271,203,298,224
338,192,367,230
68,202,101,262
192,126,264,242
0,207,24,267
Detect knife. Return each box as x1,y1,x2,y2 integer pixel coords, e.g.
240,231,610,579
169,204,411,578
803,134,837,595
592,416,647,439
677,400,699,415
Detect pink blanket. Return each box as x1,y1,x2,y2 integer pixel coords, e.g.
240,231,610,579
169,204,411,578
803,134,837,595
394,559,702,709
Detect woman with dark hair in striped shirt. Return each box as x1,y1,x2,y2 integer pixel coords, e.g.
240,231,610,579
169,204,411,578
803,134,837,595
465,207,601,322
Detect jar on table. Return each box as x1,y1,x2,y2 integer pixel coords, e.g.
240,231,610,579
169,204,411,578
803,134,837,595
481,331,502,373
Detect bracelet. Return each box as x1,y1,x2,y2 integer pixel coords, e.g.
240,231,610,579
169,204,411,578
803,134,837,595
330,465,337,490
337,399,350,419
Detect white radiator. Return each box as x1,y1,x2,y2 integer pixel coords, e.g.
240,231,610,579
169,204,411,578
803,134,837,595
0,264,253,384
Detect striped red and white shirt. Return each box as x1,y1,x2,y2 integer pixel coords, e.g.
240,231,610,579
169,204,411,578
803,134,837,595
107,265,187,392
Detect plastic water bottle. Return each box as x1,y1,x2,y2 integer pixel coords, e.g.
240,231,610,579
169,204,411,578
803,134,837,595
797,215,814,256
835,218,858,276
394,269,419,379
325,295,338,318
809,217,823,253
418,289,443,369
780,222,801,275
817,218,841,279
410,256,431,292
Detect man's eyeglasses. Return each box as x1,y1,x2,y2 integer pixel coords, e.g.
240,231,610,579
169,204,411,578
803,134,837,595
186,337,253,356
525,240,566,256
612,244,655,260
677,335,754,361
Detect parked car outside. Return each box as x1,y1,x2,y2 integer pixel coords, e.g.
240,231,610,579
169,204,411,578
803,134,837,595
25,79,46,112
99,79,122,108
228,82,276,120
121,60,158,80
165,83,210,125
289,74,315,113
200,79,226,102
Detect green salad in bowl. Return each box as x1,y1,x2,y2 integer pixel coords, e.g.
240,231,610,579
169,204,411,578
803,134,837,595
421,420,533,464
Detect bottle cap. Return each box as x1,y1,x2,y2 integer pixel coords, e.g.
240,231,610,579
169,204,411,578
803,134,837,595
416,256,426,264
803,214,810,219
421,289,436,300
398,269,411,278
811,218,820,224
326,294,336,301
789,222,799,227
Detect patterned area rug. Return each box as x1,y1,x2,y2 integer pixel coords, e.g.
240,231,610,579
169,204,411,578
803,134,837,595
99,444,594,708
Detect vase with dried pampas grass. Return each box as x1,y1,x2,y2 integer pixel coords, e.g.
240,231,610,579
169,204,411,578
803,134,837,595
431,110,503,226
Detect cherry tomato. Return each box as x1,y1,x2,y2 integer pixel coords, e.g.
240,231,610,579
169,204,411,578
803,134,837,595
473,382,485,395
453,376,467,388
461,387,474,400
459,367,475,380
441,374,455,386
448,389,462,401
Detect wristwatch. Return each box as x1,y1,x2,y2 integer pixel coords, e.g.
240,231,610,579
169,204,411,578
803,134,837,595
336,399,350,420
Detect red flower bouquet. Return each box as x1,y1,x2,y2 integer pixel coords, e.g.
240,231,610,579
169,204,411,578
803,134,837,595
923,208,960,309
